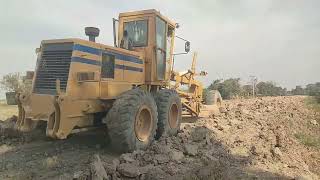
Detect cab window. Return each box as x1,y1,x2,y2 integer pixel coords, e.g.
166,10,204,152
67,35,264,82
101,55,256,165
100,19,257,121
124,20,148,47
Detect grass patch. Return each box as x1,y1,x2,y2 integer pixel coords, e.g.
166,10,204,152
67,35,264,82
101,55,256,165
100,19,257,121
295,133,320,148
304,96,320,112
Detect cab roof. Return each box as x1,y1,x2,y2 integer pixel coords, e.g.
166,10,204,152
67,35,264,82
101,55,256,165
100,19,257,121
119,9,176,28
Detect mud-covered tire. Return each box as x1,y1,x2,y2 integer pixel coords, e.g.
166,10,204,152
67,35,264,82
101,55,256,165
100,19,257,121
205,90,223,106
154,89,182,139
105,88,158,152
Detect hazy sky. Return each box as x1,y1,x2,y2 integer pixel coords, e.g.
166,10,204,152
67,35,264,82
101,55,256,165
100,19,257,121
0,0,319,97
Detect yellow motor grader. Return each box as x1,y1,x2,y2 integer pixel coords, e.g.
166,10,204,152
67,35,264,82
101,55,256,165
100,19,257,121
16,9,219,152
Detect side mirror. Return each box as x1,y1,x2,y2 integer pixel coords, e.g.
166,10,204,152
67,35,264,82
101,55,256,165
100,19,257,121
185,41,190,53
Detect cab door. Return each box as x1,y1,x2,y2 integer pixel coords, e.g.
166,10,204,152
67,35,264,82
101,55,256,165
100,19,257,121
155,16,167,80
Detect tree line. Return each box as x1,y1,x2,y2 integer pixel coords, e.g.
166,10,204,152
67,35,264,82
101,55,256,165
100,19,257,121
205,78,320,103
1,73,319,103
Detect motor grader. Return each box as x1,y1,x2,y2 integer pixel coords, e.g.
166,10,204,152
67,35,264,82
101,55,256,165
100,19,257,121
16,9,218,152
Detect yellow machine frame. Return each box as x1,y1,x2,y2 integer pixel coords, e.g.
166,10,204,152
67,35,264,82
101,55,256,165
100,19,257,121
16,9,205,140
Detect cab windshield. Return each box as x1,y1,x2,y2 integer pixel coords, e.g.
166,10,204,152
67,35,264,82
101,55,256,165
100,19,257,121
124,20,148,47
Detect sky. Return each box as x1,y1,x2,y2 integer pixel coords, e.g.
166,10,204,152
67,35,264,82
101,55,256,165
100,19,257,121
0,0,319,98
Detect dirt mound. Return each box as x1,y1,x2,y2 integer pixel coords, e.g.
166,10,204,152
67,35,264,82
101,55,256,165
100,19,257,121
0,116,22,140
1,96,319,179
77,126,290,180
76,96,319,180
220,96,320,178
0,115,47,145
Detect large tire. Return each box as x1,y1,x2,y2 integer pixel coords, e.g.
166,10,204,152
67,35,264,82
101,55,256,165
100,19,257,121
105,88,158,152
205,90,222,106
154,89,182,139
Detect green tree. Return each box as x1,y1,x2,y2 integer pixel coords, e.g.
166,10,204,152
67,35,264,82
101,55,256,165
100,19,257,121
256,81,285,96
241,84,253,97
208,78,241,99
305,83,320,96
0,72,31,93
305,82,320,103
291,85,305,95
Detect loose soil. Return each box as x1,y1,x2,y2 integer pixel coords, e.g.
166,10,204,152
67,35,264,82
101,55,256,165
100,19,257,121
0,96,319,180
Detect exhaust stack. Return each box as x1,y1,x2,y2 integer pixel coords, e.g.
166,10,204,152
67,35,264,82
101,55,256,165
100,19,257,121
85,27,100,42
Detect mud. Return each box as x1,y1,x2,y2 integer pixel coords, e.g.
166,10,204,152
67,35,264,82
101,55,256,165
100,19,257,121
1,96,319,180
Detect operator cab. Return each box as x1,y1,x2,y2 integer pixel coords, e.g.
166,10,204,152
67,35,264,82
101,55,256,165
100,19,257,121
116,9,177,83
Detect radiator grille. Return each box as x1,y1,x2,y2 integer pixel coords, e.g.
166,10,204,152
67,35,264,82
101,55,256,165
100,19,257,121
33,43,73,94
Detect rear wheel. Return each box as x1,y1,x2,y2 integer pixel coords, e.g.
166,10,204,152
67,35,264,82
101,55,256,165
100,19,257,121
105,88,158,152
154,89,182,139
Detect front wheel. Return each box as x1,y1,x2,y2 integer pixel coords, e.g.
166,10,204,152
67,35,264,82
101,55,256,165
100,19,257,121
154,89,182,139
105,88,158,152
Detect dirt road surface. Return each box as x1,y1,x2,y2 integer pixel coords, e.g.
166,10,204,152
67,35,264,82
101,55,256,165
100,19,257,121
0,96,319,180
0,100,17,121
